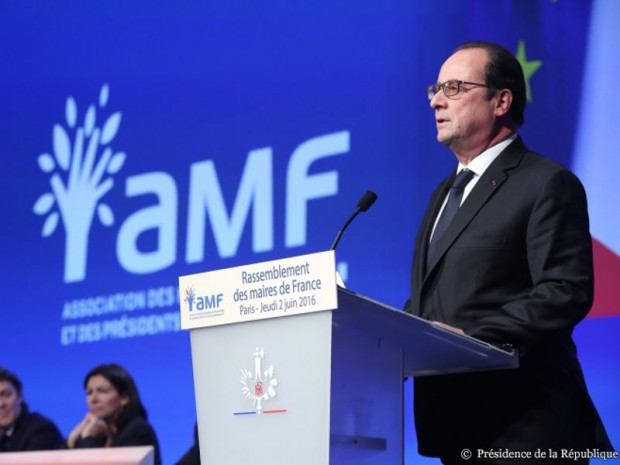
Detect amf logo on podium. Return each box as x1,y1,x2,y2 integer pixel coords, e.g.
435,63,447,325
33,85,350,283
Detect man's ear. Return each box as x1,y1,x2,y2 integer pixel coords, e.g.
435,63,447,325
494,88,513,117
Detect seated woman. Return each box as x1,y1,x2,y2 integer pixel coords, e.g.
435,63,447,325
66,364,161,465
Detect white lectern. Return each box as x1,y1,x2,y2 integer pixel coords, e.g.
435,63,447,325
179,252,517,465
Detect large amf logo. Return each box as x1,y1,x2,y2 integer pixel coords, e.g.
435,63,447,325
33,85,124,282
34,85,349,283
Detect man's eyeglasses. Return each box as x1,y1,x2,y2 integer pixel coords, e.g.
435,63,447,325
427,80,493,101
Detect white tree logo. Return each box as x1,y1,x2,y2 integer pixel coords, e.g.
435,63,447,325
33,84,126,283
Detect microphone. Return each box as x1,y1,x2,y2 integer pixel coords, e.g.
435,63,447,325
330,190,378,251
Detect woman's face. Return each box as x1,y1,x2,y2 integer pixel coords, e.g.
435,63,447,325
85,374,128,422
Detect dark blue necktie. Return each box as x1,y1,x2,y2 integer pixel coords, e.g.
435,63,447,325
427,169,474,265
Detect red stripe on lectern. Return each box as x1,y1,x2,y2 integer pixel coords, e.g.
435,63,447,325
263,409,287,414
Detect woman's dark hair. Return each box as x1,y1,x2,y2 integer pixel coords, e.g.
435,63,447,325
456,41,527,127
84,363,148,429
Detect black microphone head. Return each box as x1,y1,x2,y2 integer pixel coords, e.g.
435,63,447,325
357,190,377,212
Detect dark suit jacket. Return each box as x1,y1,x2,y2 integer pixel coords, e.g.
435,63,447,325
176,423,200,465
0,404,64,452
408,137,612,463
75,416,161,465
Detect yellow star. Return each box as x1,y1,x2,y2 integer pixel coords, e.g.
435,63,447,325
515,40,542,102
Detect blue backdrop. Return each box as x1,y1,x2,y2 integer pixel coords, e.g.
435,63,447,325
1,1,618,463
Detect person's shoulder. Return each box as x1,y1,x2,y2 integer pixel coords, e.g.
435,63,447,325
500,139,585,194
512,151,588,208
523,150,567,171
510,141,579,180
12,409,64,451
525,151,583,183
123,415,155,433
20,410,61,432
118,416,159,443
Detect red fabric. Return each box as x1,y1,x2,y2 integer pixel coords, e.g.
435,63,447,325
590,238,620,317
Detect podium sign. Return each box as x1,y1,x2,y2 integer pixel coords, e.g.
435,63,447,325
179,251,337,329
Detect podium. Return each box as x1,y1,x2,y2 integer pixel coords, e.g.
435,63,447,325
181,253,518,465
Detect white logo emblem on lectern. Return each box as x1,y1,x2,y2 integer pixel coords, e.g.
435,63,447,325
240,347,279,414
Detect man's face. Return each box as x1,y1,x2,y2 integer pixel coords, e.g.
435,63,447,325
430,48,500,157
0,380,22,428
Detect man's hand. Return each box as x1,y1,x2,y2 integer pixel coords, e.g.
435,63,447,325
431,320,465,335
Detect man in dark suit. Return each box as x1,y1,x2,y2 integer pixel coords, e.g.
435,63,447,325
0,368,64,452
406,41,613,464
